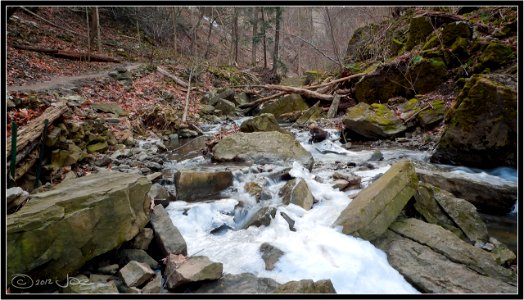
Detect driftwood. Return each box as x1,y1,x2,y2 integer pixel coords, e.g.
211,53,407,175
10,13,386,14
12,44,121,63
327,95,341,118
6,102,68,164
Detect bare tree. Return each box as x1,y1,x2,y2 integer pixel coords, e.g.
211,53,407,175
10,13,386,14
86,7,91,61
251,7,258,66
260,7,268,68
171,7,177,54
204,8,216,59
272,7,282,73
324,7,343,70
190,8,205,56
231,7,239,65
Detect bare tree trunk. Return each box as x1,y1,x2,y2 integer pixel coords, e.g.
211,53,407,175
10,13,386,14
272,7,282,73
231,7,239,65
324,7,343,70
172,7,177,54
182,67,194,124
135,8,141,47
95,7,101,51
204,8,215,59
86,7,91,61
251,8,258,66
260,8,267,69
191,9,205,56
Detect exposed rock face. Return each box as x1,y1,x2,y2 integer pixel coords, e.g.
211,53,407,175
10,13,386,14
165,255,223,290
6,172,151,284
240,113,282,133
274,279,337,294
415,167,517,214
279,178,314,210
174,170,233,201
334,160,418,241
119,261,155,288
150,205,188,256
431,74,517,168
260,94,309,120
194,273,280,293
375,218,517,293
212,132,314,170
343,103,406,140
374,229,516,294
259,243,284,271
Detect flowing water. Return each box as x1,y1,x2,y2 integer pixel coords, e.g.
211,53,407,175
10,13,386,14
153,119,517,294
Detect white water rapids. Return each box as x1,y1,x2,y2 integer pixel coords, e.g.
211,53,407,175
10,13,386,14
157,121,517,294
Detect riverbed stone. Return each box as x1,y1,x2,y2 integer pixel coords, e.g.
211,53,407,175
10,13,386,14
118,249,159,270
165,255,223,290
142,272,162,293
388,218,517,286
150,205,187,256
130,228,154,250
374,229,516,293
260,94,309,120
415,167,517,214
343,102,406,140
259,243,284,271
214,98,236,115
6,172,151,284
279,178,314,210
240,113,282,133
148,183,175,207
174,170,233,201
274,279,337,293
119,261,155,288
194,272,280,293
212,131,314,170
431,74,517,168
334,160,418,241
243,207,277,229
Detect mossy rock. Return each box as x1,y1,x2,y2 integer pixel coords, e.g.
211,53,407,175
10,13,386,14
390,38,404,56
92,103,127,116
441,21,471,47
418,100,446,127
87,141,109,153
240,113,282,133
406,16,434,50
354,63,409,103
398,98,421,125
343,102,406,140
431,74,517,168
479,42,515,70
260,94,309,120
408,57,448,93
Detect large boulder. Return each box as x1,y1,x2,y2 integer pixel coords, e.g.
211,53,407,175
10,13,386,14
354,64,409,103
415,167,517,214
214,98,236,115
240,113,282,133
279,178,314,210
274,279,336,294
118,260,155,288
174,170,233,201
343,103,406,140
6,172,151,284
374,229,516,293
418,100,446,127
387,218,517,287
406,16,434,50
260,94,309,120
242,207,277,229
165,255,223,290
333,160,418,241
212,132,314,170
193,273,280,293
431,74,517,168
478,42,515,70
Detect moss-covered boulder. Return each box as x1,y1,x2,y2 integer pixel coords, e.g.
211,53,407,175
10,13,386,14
441,22,472,46
260,94,309,120
406,16,434,50
7,172,151,285
334,160,418,241
408,57,448,93
431,74,517,168
212,132,314,170
87,141,109,153
240,113,282,133
354,63,408,103
343,103,406,140
214,98,236,115
418,100,446,127
397,98,420,125
478,42,515,70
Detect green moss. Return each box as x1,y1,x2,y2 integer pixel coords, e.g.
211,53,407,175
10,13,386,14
408,57,447,93
479,42,515,69
441,22,472,46
450,37,469,55
422,35,440,50
369,103,401,130
406,16,434,50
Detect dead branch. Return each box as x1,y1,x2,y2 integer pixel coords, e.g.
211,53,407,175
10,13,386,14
237,92,286,109
261,84,334,101
307,72,367,90
181,67,194,124
327,95,341,118
12,44,121,62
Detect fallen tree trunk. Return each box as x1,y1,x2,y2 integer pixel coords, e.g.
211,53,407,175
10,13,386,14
14,148,39,181
237,92,286,109
327,95,341,118
307,72,367,90
12,44,121,63
157,66,202,92
6,102,68,162
248,84,334,101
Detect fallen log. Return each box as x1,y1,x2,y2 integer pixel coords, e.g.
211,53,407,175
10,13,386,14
14,148,39,181
157,66,203,92
327,95,341,118
245,84,334,101
307,72,367,90
237,92,286,109
6,101,68,162
12,44,121,63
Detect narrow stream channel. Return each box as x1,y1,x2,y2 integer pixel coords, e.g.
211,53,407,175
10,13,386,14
152,119,517,294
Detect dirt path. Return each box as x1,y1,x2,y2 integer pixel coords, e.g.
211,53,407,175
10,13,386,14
6,62,143,93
